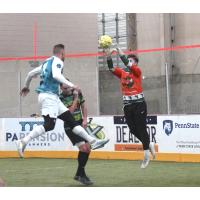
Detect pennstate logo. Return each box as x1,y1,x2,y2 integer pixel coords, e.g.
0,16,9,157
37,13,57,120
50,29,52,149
163,120,173,136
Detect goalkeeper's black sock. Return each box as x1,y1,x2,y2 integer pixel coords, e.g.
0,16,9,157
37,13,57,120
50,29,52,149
76,151,89,177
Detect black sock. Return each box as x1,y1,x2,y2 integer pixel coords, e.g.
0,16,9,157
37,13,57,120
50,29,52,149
76,151,90,177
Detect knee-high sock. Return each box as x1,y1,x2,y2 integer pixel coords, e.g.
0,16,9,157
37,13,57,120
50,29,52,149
72,125,95,144
76,151,90,177
22,125,45,144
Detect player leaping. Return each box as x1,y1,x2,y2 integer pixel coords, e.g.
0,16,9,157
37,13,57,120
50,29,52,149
16,44,109,157
105,47,155,169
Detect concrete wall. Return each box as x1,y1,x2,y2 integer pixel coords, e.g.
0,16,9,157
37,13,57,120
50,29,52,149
170,14,200,114
99,70,123,115
0,13,99,117
136,14,168,114
172,14,200,74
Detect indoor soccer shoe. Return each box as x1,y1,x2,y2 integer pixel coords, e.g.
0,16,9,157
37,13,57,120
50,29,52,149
15,140,26,158
91,138,110,150
140,153,150,169
149,142,156,159
74,175,93,185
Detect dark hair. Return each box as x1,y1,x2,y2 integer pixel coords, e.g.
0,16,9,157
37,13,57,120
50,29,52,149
53,44,65,54
127,54,139,63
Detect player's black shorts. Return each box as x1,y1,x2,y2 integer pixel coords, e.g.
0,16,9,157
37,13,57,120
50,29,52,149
64,119,87,146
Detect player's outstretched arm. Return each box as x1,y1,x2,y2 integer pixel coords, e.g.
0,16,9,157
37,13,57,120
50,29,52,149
116,46,129,67
105,48,115,72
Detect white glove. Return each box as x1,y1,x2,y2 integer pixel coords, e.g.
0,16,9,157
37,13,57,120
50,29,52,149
116,46,124,56
104,48,117,57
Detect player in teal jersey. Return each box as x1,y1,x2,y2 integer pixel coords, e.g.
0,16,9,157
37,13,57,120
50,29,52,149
16,44,109,158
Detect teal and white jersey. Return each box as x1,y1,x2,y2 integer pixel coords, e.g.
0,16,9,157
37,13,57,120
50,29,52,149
36,56,64,95
24,55,74,96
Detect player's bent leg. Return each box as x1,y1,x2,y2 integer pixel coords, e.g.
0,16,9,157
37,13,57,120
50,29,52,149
59,111,94,142
73,125,110,149
43,115,56,132
16,115,56,158
59,111,110,149
79,142,91,154
133,101,152,168
16,125,45,158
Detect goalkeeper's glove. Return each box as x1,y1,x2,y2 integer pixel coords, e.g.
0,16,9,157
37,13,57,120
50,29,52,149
116,46,124,56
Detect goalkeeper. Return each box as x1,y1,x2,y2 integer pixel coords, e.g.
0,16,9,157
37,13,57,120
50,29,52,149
105,47,156,169
60,83,93,185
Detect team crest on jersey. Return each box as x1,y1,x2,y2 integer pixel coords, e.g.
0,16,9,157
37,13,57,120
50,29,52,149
122,76,134,88
57,64,61,68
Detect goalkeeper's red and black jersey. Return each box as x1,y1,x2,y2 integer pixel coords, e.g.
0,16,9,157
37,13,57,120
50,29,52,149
112,65,144,104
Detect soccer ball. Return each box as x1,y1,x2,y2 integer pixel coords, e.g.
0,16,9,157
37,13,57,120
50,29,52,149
99,35,112,49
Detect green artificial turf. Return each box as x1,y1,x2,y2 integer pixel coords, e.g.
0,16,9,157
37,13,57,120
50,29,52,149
0,158,200,187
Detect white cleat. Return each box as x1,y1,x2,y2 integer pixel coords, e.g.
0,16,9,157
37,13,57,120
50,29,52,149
149,142,156,160
91,138,110,150
140,159,150,169
141,151,150,169
15,140,26,158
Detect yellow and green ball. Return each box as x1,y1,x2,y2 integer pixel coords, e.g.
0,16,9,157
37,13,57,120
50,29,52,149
99,35,112,49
